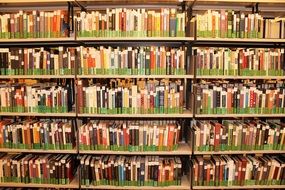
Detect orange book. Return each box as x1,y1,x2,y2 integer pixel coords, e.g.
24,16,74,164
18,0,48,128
167,124,174,150
33,125,40,144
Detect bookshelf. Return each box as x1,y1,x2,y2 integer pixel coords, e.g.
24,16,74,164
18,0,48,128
190,0,285,189
0,0,285,189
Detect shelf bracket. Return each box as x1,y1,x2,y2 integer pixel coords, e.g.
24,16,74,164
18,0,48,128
73,0,87,12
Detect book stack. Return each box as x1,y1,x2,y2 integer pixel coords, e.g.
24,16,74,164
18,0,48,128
0,10,69,39
79,120,181,151
0,119,75,150
80,155,182,187
0,153,76,184
77,46,186,75
193,48,285,76
192,155,285,186
76,8,185,37
0,47,76,75
0,82,73,113
193,81,285,114
77,79,184,114
195,10,285,39
192,120,285,152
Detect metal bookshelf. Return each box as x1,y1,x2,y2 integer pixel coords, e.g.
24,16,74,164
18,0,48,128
192,185,285,189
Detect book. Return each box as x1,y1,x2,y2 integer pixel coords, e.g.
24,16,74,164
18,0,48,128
80,155,182,187
0,47,76,75
0,153,76,184
0,82,73,113
0,10,69,39
77,46,186,75
192,154,285,186
0,119,75,150
194,10,285,39
79,120,182,152
192,120,285,152
193,47,285,76
193,81,285,115
77,79,184,114
76,8,185,38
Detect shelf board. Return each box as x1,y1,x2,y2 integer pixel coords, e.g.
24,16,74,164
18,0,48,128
0,148,77,154
196,75,285,80
196,38,285,43
194,150,285,155
0,75,74,79
0,0,73,2
78,111,193,118
80,143,191,155
0,37,74,42
193,0,285,3
193,185,285,189
78,37,193,42
194,37,285,47
195,113,285,118
78,75,193,79
0,112,76,117
81,175,190,190
0,176,79,189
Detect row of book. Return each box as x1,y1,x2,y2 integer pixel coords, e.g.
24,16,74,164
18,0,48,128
80,155,182,187
76,8,185,37
77,46,187,75
79,120,181,151
0,10,69,39
193,81,285,114
192,120,285,152
193,48,285,76
195,10,285,39
77,79,184,114
0,153,76,184
0,119,75,150
0,82,73,113
0,47,76,75
192,155,285,186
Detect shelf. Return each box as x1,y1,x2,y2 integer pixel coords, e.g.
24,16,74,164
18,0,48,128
78,111,193,118
196,75,285,80
81,175,190,190
0,176,79,189
0,75,74,79
194,150,285,155
192,185,285,189
78,75,193,79
194,38,285,47
0,112,76,117
195,113,285,118
0,0,73,3
0,37,77,47
193,0,285,3
78,37,193,42
0,148,77,154
80,143,191,155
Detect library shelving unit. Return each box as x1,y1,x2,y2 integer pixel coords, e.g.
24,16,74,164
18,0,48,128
0,0,80,189
190,0,285,190
75,1,193,190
